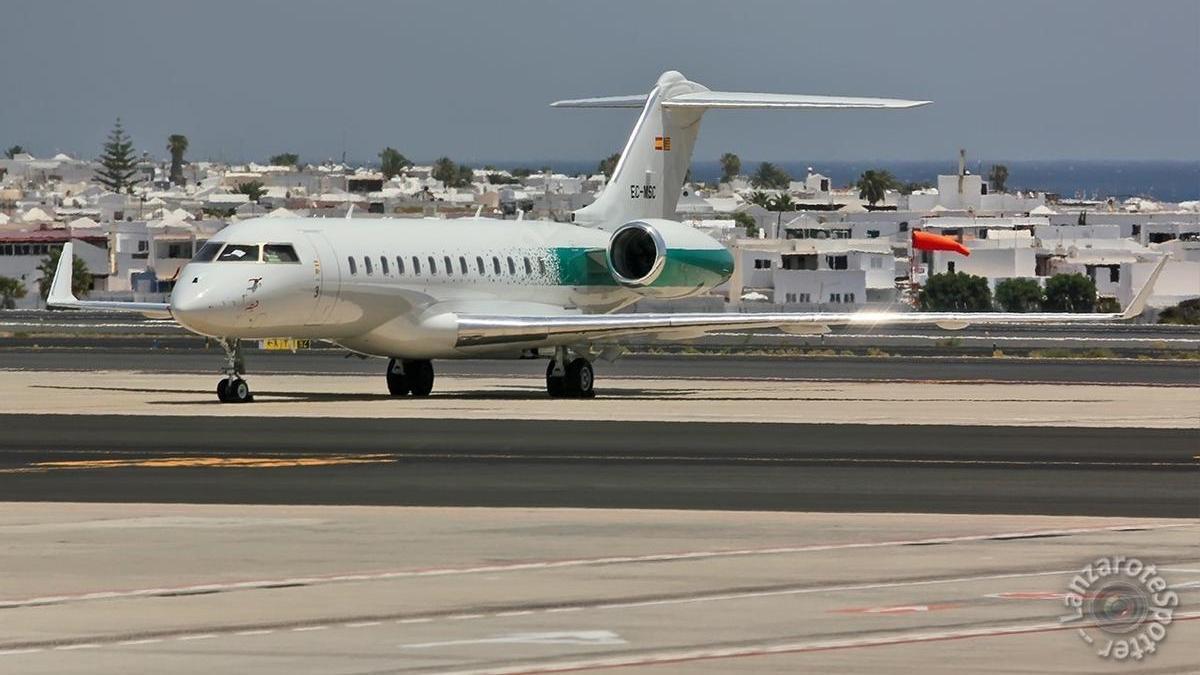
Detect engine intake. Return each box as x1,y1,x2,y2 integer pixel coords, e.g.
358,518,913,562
607,221,666,287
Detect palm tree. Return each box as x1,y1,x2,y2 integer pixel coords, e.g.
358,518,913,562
234,181,266,202
767,194,795,212
0,275,27,309
719,152,741,182
987,164,1009,193
747,191,773,208
856,170,891,206
167,134,189,186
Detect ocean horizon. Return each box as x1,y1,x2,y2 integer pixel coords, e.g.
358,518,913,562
486,159,1199,203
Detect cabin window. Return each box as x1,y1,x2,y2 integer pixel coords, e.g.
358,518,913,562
380,256,389,275
538,259,546,276
217,244,260,262
428,256,437,275
412,256,421,275
263,244,300,263
444,256,453,275
364,257,373,275
507,257,516,275
476,256,485,274
348,257,357,275
492,256,501,275
396,256,405,274
192,241,224,262
459,256,467,275
523,257,532,275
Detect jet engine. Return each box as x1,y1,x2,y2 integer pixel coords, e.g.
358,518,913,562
606,221,667,287
604,219,736,299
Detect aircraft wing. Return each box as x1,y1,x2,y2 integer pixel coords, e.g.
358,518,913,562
47,242,173,319
454,257,1166,348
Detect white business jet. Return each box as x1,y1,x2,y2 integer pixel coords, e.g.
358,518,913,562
48,71,1164,402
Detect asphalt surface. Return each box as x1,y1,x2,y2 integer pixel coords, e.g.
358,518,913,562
1,348,1198,384
2,415,1195,517
5,504,1197,674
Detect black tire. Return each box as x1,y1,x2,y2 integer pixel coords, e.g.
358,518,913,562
564,358,594,398
386,358,411,396
545,360,565,397
216,378,230,402
406,360,435,397
227,378,253,403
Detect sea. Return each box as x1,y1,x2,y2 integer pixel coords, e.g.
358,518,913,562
509,159,1199,203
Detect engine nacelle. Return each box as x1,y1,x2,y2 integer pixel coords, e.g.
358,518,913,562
605,219,735,299
607,221,667,287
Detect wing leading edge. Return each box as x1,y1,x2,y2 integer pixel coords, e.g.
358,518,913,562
455,257,1167,348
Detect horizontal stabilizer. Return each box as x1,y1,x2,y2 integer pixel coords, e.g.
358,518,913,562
550,94,649,109
662,91,931,110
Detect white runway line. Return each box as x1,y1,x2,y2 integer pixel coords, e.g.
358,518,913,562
6,561,1197,658
435,612,1200,675
1,522,1190,610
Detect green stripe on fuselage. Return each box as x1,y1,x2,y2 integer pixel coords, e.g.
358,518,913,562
552,246,733,289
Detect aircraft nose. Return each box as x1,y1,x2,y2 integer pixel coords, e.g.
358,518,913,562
170,274,232,335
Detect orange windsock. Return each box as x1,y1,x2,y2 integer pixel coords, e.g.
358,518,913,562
912,230,970,256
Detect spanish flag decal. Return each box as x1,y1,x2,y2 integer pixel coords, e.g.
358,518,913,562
654,136,671,151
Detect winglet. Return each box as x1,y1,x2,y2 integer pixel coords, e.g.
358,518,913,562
47,242,79,309
1120,255,1168,319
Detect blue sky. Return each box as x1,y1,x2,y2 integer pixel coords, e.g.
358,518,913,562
3,0,1197,164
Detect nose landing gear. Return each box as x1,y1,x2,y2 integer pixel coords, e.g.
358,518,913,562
215,338,253,403
386,358,435,397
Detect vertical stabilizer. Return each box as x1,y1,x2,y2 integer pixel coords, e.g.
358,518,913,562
559,71,706,230
552,71,930,230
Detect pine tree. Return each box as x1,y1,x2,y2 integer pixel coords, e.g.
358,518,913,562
96,118,139,193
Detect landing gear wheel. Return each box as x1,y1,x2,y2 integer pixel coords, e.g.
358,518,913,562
545,360,565,397
215,338,251,403
564,358,595,398
405,360,435,397
386,358,411,396
219,378,253,403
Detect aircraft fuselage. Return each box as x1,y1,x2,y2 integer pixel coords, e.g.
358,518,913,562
169,216,734,359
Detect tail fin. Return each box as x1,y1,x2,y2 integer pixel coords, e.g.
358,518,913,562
554,70,929,230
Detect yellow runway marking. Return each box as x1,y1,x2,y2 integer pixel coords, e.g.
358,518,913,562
0,454,396,473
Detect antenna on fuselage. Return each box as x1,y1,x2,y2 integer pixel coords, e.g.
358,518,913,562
346,205,354,219
516,209,524,221
473,205,483,218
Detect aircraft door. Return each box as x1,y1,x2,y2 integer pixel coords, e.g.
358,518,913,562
301,231,340,325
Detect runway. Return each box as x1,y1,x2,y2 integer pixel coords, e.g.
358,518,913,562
1,355,1196,672
0,413,1194,516
1,504,1197,674
0,347,1198,384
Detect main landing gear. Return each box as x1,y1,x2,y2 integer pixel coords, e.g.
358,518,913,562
545,347,594,398
386,358,435,397
216,338,253,403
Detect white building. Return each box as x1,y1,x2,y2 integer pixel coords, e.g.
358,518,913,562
731,238,896,308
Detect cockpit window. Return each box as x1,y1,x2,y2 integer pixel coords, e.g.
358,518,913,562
191,241,223,262
263,244,299,263
216,244,260,262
